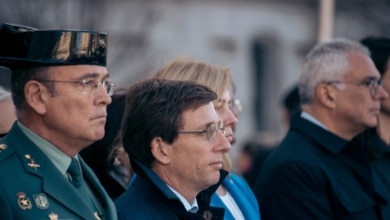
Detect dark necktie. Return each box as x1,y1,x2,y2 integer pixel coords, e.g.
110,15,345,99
68,158,83,187
67,158,102,217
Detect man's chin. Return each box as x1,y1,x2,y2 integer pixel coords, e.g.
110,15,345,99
93,129,106,141
364,118,378,128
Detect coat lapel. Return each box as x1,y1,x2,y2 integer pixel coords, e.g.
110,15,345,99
6,124,97,219
80,157,117,219
223,176,250,219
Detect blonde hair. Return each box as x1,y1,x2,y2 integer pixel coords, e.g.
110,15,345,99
152,58,234,171
152,58,232,108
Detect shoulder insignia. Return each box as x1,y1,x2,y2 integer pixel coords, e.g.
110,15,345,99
0,144,8,154
0,143,14,162
0,144,7,151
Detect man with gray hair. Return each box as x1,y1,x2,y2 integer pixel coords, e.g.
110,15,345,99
254,39,388,219
0,86,16,137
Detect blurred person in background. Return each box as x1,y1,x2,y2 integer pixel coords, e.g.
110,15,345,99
0,86,16,137
239,132,277,189
280,84,301,127
255,38,388,219
153,58,260,220
243,84,300,189
359,36,390,219
237,139,263,177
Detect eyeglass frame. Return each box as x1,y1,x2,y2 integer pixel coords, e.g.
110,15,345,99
178,122,226,142
229,98,242,115
325,77,382,98
35,78,116,96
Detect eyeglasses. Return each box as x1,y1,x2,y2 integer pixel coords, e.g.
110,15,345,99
36,78,116,96
326,78,382,98
229,98,242,115
178,122,225,142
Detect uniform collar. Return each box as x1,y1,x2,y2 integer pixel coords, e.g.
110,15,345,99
17,121,72,175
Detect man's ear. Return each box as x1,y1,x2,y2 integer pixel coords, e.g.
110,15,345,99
150,137,170,165
24,80,48,115
316,83,336,109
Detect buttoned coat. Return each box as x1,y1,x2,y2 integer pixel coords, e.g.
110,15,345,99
0,123,117,220
254,114,385,220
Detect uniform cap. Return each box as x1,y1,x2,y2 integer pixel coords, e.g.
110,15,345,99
0,23,107,69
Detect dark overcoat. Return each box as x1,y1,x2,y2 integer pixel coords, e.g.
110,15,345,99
254,114,386,220
115,160,226,220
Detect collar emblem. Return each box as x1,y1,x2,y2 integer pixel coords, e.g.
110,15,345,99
25,154,41,171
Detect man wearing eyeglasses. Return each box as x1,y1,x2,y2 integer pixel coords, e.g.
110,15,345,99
254,39,388,219
0,23,117,219
114,78,231,219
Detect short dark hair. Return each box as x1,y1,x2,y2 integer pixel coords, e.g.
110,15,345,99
10,67,50,111
121,78,217,167
360,36,390,75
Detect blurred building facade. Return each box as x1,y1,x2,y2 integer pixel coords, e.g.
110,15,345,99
1,0,389,163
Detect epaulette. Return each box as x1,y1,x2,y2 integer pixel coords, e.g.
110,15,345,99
0,142,15,163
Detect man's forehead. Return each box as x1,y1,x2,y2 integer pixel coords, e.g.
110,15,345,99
182,102,219,127
345,53,379,79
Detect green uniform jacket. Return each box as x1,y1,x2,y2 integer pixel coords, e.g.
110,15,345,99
0,123,117,220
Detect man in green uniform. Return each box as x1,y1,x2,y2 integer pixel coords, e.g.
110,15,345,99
0,23,117,220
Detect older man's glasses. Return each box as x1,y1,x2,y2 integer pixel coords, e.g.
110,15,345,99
36,78,116,96
326,78,382,98
178,122,225,142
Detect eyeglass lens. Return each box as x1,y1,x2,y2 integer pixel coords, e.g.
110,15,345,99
206,123,225,142
368,79,381,98
103,80,115,96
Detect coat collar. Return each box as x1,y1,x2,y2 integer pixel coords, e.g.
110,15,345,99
3,123,106,220
290,113,350,154
132,159,228,204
